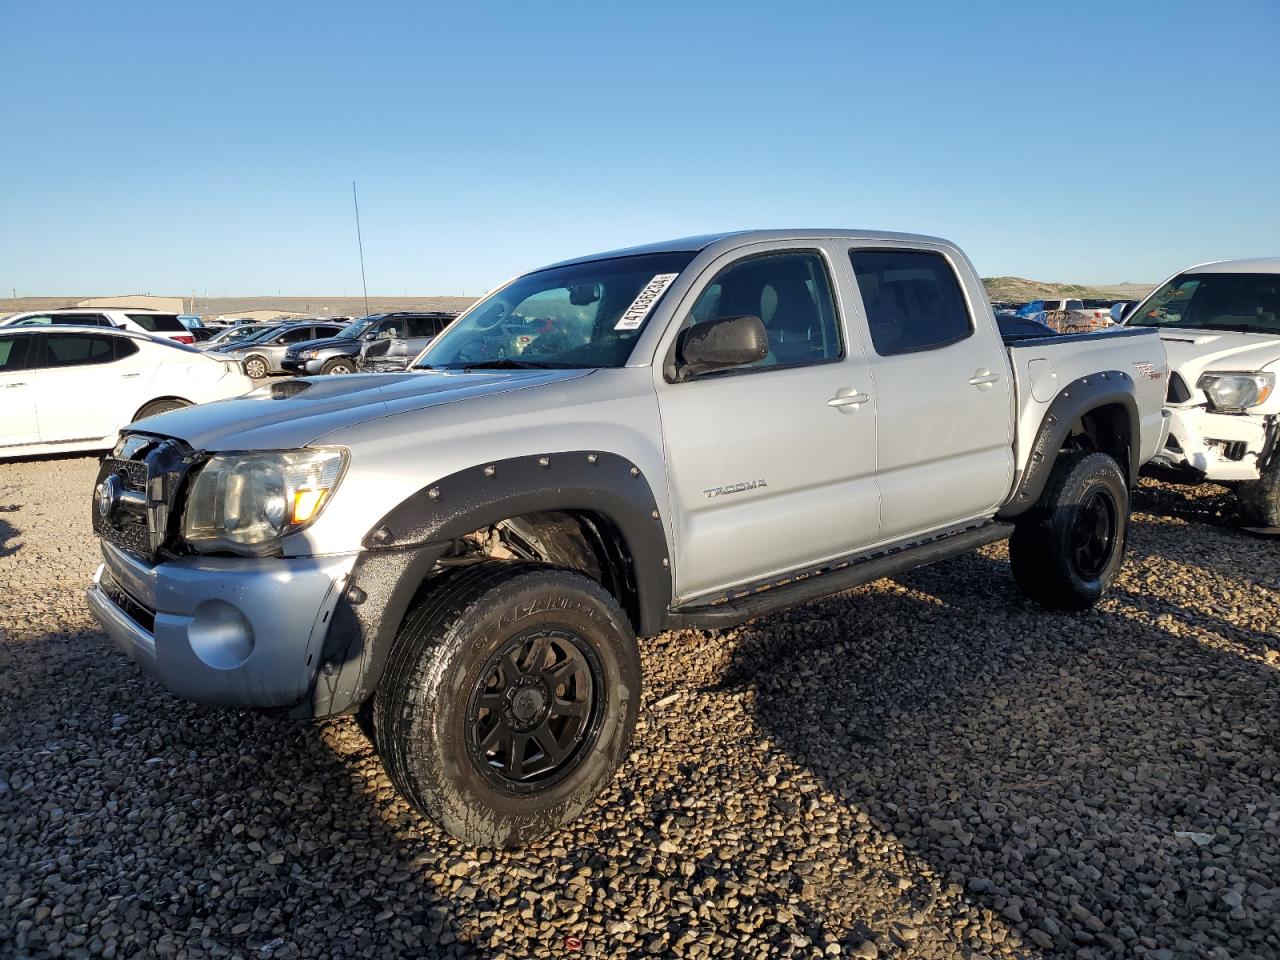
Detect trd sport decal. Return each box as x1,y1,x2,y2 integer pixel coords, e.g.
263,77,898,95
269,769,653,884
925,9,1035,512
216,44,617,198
702,479,768,499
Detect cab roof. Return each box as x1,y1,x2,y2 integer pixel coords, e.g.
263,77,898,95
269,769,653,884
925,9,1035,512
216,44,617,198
1185,257,1280,275
540,228,952,270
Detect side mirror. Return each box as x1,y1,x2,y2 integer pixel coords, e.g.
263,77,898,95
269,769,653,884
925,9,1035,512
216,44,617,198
673,315,768,382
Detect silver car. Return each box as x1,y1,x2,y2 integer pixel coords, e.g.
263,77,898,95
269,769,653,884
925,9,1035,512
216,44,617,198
219,322,346,378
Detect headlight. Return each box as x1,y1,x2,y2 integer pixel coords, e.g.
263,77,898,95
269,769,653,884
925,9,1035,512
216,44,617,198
1196,371,1275,412
299,349,318,360
183,448,347,553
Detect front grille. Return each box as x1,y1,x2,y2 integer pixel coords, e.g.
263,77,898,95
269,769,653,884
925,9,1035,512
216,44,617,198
91,435,196,561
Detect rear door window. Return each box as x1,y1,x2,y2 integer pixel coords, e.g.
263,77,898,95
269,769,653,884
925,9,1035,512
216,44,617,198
849,249,974,355
41,333,118,368
0,335,33,370
280,327,316,344
126,312,186,332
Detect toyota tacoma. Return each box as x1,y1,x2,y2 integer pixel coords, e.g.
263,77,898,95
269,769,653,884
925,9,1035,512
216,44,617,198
87,229,1169,846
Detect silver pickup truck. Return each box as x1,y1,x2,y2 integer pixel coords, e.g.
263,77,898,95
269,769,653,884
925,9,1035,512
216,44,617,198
87,229,1169,846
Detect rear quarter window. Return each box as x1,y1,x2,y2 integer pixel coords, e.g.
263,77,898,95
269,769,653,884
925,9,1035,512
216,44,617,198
126,313,186,332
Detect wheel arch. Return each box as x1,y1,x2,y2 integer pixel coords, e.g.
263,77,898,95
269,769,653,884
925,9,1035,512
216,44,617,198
304,452,672,718
999,371,1140,520
132,396,193,421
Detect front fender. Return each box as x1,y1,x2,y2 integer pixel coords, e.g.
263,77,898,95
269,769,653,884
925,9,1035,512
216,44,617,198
304,451,671,717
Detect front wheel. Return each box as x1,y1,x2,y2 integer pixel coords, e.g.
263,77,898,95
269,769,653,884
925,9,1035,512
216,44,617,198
1009,451,1129,611
373,561,640,847
1238,463,1280,528
321,358,356,375
243,355,269,379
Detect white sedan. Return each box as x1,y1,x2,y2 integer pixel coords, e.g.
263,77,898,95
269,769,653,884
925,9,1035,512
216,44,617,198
0,325,254,458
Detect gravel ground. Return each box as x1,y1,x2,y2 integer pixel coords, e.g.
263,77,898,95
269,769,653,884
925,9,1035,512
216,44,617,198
1,457,1277,960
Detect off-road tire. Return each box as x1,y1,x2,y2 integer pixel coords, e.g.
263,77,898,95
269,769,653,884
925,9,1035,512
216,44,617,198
134,398,190,421
373,561,640,847
1238,463,1280,528
321,358,357,375
243,355,269,379
1010,451,1129,611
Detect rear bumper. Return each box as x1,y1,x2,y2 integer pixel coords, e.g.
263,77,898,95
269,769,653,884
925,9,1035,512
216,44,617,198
87,540,358,709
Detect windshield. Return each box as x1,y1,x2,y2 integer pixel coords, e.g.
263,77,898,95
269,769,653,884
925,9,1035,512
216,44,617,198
208,325,266,345
415,251,695,370
1127,272,1280,335
337,316,379,339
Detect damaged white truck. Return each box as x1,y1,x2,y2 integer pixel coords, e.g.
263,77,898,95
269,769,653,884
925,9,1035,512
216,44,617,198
88,230,1169,846
1121,258,1280,526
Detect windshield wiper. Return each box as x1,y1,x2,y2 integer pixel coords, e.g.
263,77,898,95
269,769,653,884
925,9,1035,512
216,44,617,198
460,358,556,372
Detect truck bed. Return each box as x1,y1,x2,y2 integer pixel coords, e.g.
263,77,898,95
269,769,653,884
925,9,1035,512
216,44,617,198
1004,325,1168,479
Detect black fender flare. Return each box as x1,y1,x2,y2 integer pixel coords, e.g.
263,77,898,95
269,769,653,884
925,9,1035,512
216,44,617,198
998,370,1141,521
303,451,671,718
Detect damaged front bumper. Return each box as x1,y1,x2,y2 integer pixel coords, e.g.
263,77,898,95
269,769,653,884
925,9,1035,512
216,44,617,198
1150,406,1275,482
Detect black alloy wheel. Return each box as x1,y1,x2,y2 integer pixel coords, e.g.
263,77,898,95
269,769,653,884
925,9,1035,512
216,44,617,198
1068,487,1118,580
465,627,603,791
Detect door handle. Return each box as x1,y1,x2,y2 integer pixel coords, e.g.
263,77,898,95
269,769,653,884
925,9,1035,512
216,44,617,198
969,369,1000,387
828,389,871,411
121,372,141,379
2,382,26,388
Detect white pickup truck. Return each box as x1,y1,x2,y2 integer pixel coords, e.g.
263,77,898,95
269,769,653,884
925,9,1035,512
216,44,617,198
86,229,1169,845
1122,258,1280,525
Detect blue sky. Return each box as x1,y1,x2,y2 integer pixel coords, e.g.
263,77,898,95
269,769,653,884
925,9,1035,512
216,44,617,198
1,0,1276,295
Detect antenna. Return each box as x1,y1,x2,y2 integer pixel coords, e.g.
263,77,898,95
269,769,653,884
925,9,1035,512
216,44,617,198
352,181,370,318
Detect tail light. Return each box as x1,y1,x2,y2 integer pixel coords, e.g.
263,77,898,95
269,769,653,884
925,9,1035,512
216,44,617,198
175,335,194,344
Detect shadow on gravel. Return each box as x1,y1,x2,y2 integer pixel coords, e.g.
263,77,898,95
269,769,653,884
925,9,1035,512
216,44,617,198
720,549,1280,958
0,513,19,558
0,665,479,958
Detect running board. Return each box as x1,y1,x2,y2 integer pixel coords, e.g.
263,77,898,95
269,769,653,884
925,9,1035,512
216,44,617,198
664,521,1015,630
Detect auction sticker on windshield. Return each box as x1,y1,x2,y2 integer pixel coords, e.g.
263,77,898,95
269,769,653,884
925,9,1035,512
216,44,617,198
614,273,679,331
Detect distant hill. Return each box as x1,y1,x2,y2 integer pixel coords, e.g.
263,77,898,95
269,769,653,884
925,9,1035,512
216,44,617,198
982,277,1153,303
1,281,1155,320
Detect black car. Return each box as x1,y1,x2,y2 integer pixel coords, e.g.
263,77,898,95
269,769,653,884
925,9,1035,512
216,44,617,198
281,312,457,375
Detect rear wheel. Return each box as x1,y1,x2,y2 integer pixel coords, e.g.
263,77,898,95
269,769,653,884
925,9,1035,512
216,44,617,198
373,561,640,847
322,358,357,375
243,355,269,379
134,398,189,421
1010,451,1129,611
1238,463,1280,528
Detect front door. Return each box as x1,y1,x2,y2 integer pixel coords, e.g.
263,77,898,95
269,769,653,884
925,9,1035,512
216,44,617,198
655,244,881,601
846,245,1014,541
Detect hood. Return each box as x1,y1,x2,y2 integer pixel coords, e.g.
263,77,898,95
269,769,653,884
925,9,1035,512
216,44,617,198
1155,328,1280,386
285,334,356,354
131,369,594,451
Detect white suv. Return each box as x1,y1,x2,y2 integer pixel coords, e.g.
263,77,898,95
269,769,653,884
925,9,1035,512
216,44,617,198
1123,258,1280,526
1,308,196,344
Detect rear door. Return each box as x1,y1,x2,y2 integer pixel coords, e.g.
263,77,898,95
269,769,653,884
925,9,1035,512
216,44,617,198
30,331,130,443
846,244,1014,541
654,242,882,600
403,316,437,355
0,334,39,446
